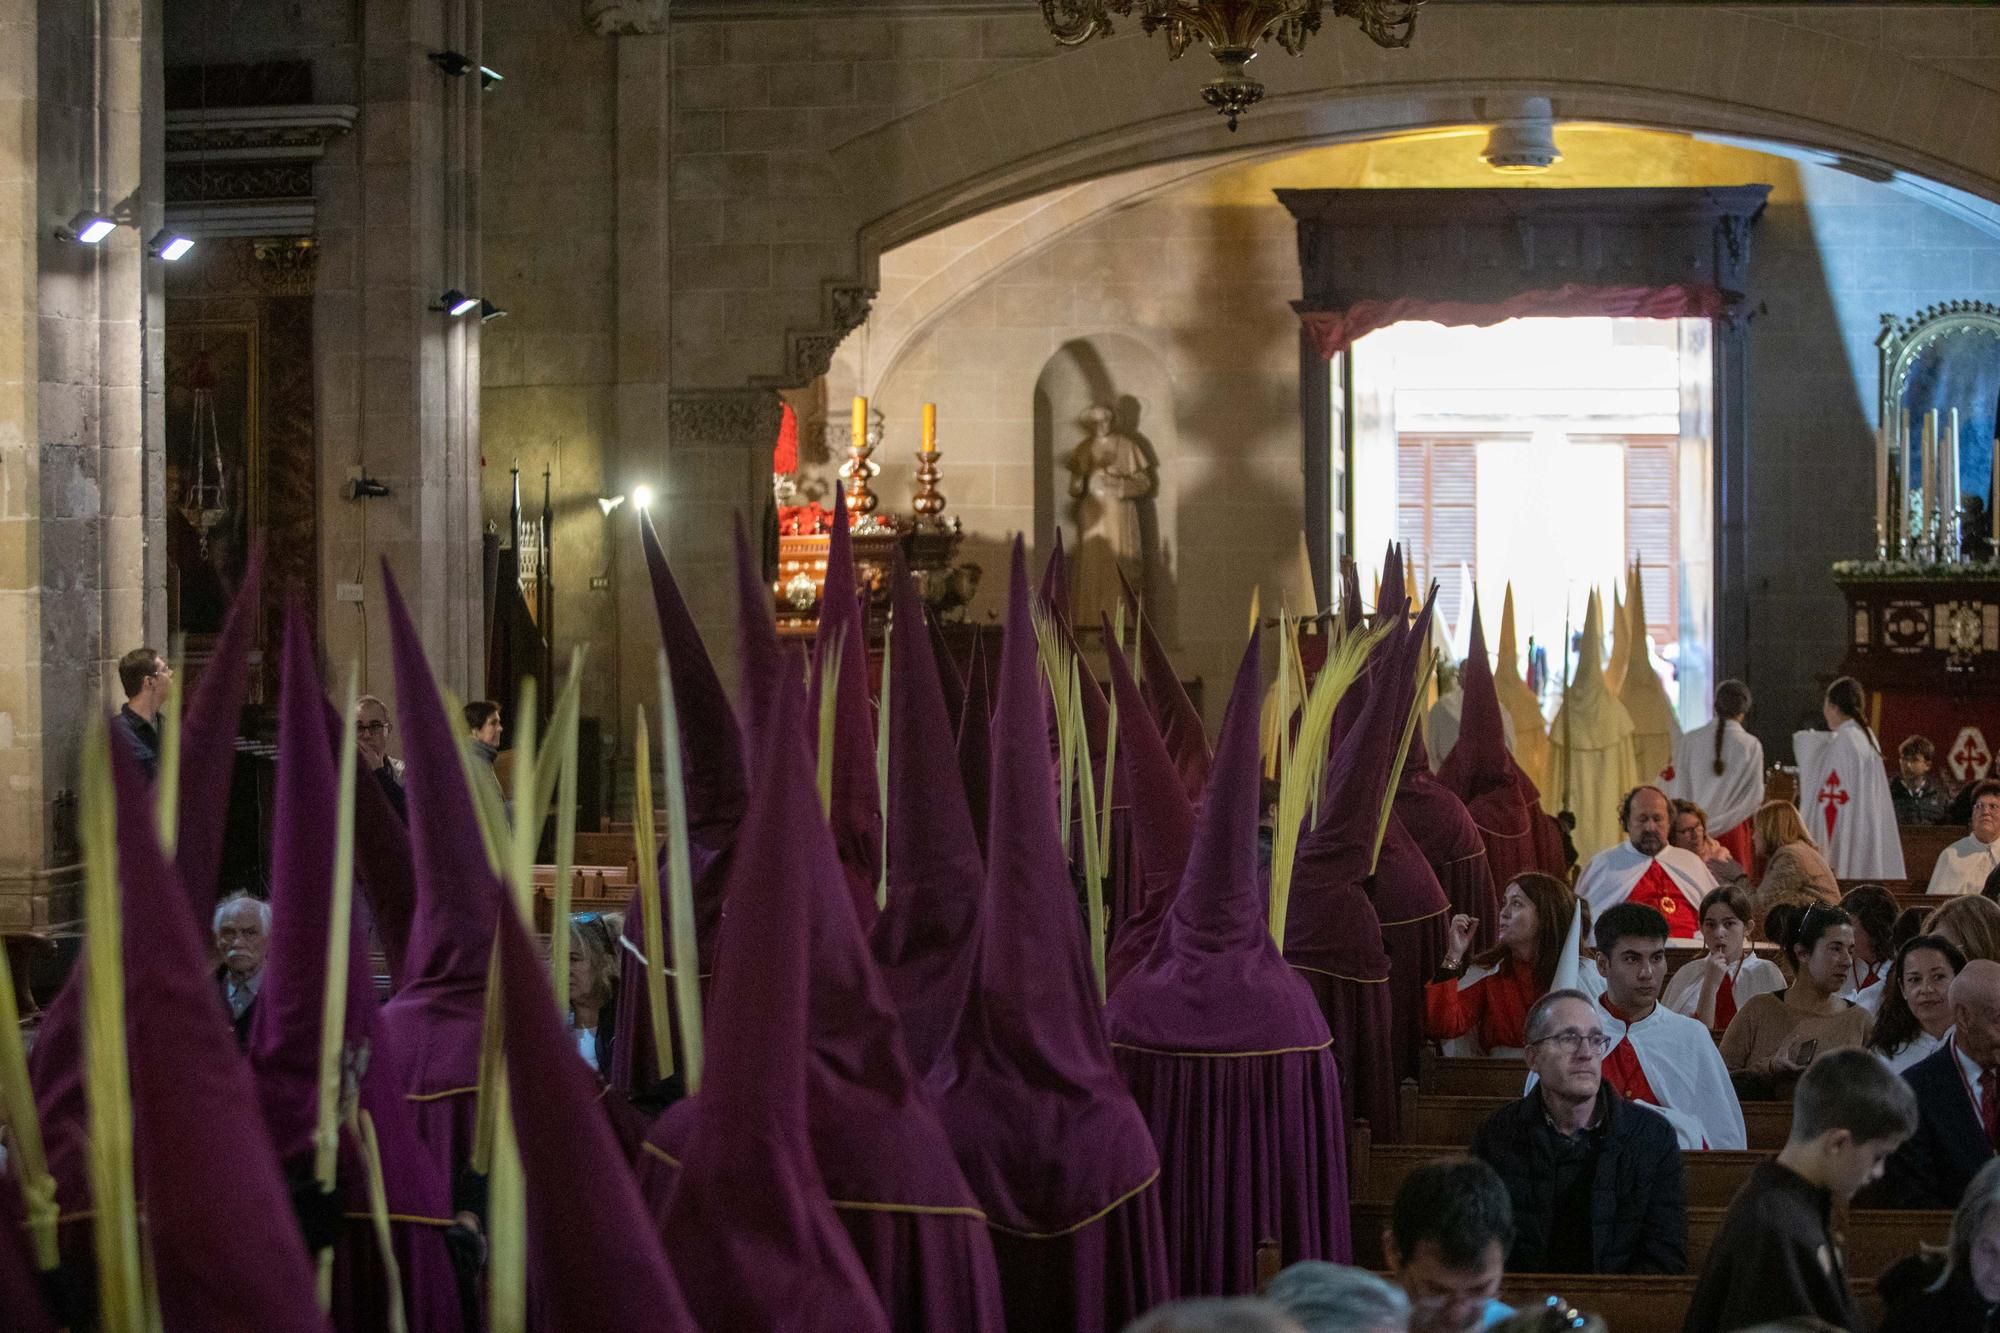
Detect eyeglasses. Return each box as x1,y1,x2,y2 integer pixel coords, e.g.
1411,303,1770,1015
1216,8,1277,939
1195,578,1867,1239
1531,1029,1613,1056
357,721,391,734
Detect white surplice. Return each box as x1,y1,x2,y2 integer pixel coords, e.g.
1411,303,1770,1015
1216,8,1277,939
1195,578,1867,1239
1664,718,1766,840
1575,842,1717,939
1595,997,1747,1150
1793,720,1905,880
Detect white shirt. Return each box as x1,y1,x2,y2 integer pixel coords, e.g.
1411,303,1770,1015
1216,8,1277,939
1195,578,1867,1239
1839,957,1890,1014
1928,833,2000,897
1663,954,1786,1020
1884,1029,1944,1074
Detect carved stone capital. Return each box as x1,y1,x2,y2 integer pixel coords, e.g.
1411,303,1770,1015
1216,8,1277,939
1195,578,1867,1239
667,390,784,448
587,0,669,35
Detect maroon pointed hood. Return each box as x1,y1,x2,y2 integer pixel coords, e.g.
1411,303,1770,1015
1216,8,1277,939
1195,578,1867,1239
1341,561,1364,632
813,485,883,929
1439,597,1516,797
106,730,330,1331
1039,528,1071,627
1102,619,1196,996
1129,582,1209,803
1109,633,1328,1052
494,903,696,1330
926,609,968,736
656,669,891,1333
936,539,1160,1233
871,553,984,1079
956,636,993,857
732,513,788,772
379,565,505,1042
321,693,417,990
174,542,264,924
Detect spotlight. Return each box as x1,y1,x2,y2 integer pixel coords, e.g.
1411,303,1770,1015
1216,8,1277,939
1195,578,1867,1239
597,495,626,517
431,289,480,317
478,298,507,322
62,211,117,244
149,230,194,261
632,485,655,512
428,50,474,77
479,65,503,90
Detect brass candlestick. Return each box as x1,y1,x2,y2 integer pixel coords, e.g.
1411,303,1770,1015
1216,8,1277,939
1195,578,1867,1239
841,409,882,517
912,448,946,524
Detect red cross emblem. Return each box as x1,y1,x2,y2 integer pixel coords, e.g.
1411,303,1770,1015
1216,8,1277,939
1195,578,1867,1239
1817,770,1850,841
1660,763,1676,781
1951,727,1993,783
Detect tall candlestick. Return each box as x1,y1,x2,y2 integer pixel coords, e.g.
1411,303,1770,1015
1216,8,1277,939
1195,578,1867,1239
921,402,937,453
1991,427,2000,553
852,395,868,449
1900,408,1913,559
1875,416,1889,557
1926,409,1941,558
1948,407,1962,557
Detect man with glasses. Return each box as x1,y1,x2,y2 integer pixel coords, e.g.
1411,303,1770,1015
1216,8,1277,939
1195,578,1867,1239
1382,1158,1516,1332
354,694,407,822
1471,989,1688,1274
113,645,173,780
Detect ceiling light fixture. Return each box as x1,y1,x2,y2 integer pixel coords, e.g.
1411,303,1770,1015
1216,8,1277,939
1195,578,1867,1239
1038,1,1425,131
1481,97,1563,173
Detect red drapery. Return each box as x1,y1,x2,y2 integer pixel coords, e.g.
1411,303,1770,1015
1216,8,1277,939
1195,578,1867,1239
1298,281,1734,360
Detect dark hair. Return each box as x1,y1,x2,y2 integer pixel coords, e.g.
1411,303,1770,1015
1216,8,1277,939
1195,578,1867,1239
1971,779,2000,808
1388,1157,1513,1270
1617,784,1670,828
1869,934,1966,1060
1790,1047,1918,1145
463,699,501,732
1713,680,1752,774
1840,884,1899,965
1594,902,1669,955
1770,902,1854,971
1891,905,1930,953
1698,883,1754,930
1523,988,1597,1045
117,646,163,700
1470,872,1577,991
1983,861,2000,904
1824,676,1880,755
1900,734,1936,762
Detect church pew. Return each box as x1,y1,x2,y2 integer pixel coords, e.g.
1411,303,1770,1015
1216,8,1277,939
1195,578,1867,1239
1349,1200,1948,1279
571,830,640,870
1901,823,1968,879
1490,1275,1878,1333
532,868,632,932
1349,1132,1767,1207
1402,1087,1795,1149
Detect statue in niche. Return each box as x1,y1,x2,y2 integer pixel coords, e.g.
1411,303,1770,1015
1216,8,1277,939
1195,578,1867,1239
1066,404,1155,626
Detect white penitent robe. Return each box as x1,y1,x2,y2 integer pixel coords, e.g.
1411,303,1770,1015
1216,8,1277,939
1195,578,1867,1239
1545,593,1640,859
1793,720,1905,880
1664,719,1766,839
1593,997,1748,1150
1575,842,1717,939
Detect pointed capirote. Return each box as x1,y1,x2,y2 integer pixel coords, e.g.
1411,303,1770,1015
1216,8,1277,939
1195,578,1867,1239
814,484,884,928
494,901,698,1331
1121,566,1210,802
173,540,265,926
732,512,787,770
106,727,331,1332
926,607,968,736
872,551,986,1079
1038,526,1071,627
251,603,463,1333
1101,617,1196,996
932,538,1170,1326
956,632,994,856
654,668,891,1333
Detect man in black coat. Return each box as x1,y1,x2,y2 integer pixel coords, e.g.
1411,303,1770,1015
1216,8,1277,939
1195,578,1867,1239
1471,987,1687,1274
1868,958,2000,1208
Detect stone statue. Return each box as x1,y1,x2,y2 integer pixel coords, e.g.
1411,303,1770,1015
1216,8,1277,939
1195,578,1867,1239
1066,404,1154,626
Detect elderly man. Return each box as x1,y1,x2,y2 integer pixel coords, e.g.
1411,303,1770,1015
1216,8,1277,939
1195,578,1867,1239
213,891,270,1047
1929,781,2000,896
113,645,173,781
1869,957,2000,1208
1575,786,1717,938
354,693,407,822
1470,988,1686,1274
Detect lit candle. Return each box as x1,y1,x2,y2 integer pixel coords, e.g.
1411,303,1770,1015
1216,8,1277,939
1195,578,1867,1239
1991,426,2000,550
1948,407,1962,544
1875,416,1888,553
1901,409,1913,556
921,402,937,453
1924,409,1939,550
852,395,868,448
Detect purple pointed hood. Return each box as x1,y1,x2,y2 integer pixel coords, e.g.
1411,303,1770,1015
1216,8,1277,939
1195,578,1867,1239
956,635,993,856
812,485,883,929
106,731,330,1331
1127,575,1210,803
1102,619,1196,996
871,553,984,1079
1341,561,1364,632
1439,597,1518,798
733,514,786,772
1109,633,1328,1052
494,903,696,1330
926,608,968,736
174,542,264,925
936,539,1161,1233
325,693,417,991
1039,528,1071,627
656,669,891,1333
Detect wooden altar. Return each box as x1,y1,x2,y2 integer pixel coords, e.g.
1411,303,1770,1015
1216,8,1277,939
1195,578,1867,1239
1835,570,2000,783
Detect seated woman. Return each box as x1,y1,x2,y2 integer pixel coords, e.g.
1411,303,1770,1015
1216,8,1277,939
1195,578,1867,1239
1426,872,1584,1057
1877,1157,2000,1331
1925,893,2000,964
1719,902,1873,1099
1868,933,1966,1073
565,913,619,1078
1669,799,1747,888
1749,799,1841,925
1839,883,1901,1013
1663,883,1785,1033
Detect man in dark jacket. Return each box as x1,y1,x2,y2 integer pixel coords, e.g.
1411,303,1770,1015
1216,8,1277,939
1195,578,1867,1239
1471,987,1687,1274
1868,958,2000,1208
113,645,171,781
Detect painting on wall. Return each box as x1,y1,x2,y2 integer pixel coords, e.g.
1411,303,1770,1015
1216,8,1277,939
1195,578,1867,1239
165,321,258,642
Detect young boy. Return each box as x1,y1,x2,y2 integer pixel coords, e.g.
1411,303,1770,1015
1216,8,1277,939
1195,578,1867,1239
1892,734,1952,825
1682,1048,1918,1331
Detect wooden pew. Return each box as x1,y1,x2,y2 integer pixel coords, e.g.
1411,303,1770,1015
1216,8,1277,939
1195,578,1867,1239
1491,1274,1877,1333
571,830,640,870
532,868,632,932
1901,823,1968,880
1402,1085,1796,1150
1349,1129,1767,1207
1351,1200,1948,1280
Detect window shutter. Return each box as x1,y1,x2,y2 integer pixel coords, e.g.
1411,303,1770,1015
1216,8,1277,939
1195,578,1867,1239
1624,436,1678,639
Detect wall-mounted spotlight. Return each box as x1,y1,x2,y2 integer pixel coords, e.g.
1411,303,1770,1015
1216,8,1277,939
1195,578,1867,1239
478,299,507,322
149,230,195,261
60,211,117,244
632,484,655,512
428,50,474,77
431,289,480,317
479,65,503,90
597,495,626,517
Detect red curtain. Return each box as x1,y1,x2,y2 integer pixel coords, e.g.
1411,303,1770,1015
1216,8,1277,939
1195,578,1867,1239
1298,282,1734,360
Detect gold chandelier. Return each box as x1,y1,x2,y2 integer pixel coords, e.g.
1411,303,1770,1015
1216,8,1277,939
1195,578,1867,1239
1039,1,1425,130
